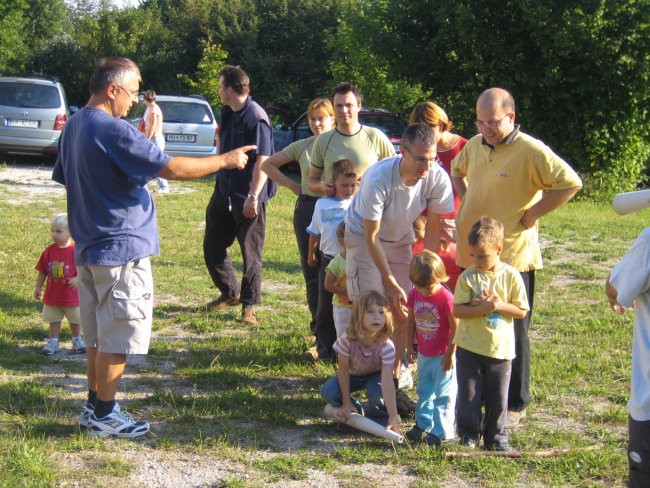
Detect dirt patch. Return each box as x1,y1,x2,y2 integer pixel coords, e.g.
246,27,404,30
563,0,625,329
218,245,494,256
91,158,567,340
0,163,193,206
0,164,64,205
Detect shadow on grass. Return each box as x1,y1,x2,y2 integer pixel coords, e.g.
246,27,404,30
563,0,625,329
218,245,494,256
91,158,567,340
0,290,41,318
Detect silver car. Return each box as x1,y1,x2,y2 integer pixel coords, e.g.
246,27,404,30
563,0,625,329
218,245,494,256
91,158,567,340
127,94,219,157
0,75,73,158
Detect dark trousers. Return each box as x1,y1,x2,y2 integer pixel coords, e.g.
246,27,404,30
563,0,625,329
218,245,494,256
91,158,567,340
629,416,650,488
293,195,319,334
456,347,510,446
315,252,336,358
203,195,266,306
508,270,535,411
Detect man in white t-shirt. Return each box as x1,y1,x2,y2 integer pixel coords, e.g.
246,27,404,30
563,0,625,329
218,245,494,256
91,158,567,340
606,226,650,487
344,123,454,413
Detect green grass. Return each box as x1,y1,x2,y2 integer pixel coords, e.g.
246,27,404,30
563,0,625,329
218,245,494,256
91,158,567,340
0,164,648,486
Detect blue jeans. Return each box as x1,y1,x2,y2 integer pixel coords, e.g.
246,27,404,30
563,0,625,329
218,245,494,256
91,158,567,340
415,353,457,439
321,371,388,418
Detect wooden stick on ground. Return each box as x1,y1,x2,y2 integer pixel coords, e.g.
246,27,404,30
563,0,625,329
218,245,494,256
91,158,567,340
443,445,604,458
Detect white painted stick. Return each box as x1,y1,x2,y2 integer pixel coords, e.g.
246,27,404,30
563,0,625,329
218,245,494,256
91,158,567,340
323,403,404,443
612,189,650,215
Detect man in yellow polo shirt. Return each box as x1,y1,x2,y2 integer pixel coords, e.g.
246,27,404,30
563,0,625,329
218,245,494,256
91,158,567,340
451,87,582,426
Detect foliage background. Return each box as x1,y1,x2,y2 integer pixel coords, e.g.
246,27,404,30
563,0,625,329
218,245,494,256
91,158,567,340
1,0,648,197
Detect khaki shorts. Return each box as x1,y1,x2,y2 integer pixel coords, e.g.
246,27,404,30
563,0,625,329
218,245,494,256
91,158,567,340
344,229,412,304
77,258,154,354
42,304,80,324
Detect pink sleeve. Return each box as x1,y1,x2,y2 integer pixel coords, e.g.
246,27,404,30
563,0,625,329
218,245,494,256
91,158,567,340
333,335,351,357
380,340,396,365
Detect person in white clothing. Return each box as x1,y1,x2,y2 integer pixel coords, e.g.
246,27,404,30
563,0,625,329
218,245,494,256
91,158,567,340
344,123,454,415
143,90,169,193
606,226,650,487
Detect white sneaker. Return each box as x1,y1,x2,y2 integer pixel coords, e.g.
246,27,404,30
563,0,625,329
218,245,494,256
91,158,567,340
72,336,86,354
88,403,150,438
79,402,94,427
42,338,59,356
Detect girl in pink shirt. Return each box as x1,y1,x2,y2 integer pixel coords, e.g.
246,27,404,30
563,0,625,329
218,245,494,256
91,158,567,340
321,290,401,433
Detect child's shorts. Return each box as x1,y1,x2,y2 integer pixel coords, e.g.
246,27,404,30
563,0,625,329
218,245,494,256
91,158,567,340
42,304,81,324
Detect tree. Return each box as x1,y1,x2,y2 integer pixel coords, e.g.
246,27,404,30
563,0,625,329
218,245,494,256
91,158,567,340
327,0,427,118
381,0,650,196
0,0,29,71
177,39,229,110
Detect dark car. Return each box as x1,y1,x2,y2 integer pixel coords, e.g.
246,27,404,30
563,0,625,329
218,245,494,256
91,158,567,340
270,107,407,154
0,74,75,158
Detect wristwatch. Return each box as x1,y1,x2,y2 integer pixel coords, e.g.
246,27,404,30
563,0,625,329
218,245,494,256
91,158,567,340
247,193,257,202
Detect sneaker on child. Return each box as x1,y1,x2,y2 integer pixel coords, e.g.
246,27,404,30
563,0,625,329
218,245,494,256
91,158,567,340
42,338,59,356
88,403,150,438
405,424,425,442
72,336,86,354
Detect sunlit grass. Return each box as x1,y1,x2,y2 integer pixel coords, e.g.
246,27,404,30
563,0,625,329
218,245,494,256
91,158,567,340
0,167,648,486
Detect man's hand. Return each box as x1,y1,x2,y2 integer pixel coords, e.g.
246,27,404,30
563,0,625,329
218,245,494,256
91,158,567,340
605,275,631,313
520,209,538,229
67,277,79,288
385,276,408,319
307,253,319,268
243,198,258,218
34,287,42,300
223,145,257,170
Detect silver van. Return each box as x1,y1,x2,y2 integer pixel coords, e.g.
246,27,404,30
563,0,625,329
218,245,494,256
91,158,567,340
127,94,219,157
0,75,72,158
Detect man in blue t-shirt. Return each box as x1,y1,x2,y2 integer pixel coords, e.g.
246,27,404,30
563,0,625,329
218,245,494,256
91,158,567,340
53,57,252,438
203,66,276,324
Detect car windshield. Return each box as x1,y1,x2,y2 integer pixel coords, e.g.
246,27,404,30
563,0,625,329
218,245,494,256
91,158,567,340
361,114,406,136
0,83,61,109
158,101,213,124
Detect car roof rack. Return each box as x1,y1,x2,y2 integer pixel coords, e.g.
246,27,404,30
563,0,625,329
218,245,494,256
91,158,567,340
0,73,61,83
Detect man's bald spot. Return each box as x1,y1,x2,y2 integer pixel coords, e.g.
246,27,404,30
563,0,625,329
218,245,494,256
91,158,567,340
477,88,515,113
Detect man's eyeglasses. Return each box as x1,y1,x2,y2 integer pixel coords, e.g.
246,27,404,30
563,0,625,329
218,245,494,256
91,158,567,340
405,147,440,165
115,85,139,101
475,114,510,130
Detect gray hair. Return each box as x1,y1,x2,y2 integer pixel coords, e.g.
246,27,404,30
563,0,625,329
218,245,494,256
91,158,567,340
89,57,141,96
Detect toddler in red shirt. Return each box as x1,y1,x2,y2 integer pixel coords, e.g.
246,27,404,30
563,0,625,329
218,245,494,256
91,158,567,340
34,213,85,356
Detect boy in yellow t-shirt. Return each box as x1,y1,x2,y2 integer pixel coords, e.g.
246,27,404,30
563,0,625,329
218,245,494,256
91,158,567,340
453,217,529,452
324,222,352,339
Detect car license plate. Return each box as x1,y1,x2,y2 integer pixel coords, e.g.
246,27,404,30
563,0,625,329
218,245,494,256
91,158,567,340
166,133,196,143
7,119,39,128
